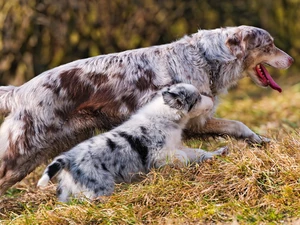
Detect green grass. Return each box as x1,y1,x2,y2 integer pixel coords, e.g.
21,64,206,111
1,78,300,224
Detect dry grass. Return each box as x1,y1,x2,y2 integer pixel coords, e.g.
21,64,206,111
1,78,300,224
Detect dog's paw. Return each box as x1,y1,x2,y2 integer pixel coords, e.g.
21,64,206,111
246,133,272,146
258,135,272,143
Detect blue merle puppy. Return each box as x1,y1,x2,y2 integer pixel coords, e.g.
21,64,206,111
37,83,229,202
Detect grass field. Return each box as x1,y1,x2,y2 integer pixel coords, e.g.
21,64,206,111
0,77,299,224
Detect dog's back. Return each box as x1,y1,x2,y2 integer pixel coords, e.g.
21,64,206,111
0,86,15,115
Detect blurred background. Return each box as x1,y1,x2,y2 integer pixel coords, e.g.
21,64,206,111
0,0,299,86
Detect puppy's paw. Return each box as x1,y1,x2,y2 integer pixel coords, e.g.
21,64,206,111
214,146,229,156
201,146,229,164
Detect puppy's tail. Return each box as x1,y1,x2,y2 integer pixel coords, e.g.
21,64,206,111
0,85,15,114
37,156,68,188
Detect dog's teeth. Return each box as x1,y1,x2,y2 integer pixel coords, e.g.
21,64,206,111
256,65,263,73
256,65,261,71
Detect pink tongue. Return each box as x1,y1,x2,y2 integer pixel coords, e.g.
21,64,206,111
260,64,282,93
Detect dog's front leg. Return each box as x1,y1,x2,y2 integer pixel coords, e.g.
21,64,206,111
185,117,270,144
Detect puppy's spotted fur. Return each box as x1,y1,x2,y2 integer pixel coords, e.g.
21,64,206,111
37,83,228,202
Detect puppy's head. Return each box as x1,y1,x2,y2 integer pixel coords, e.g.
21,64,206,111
225,25,293,93
162,83,213,118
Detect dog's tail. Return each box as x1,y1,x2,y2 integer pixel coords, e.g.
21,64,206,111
0,85,15,114
37,156,68,187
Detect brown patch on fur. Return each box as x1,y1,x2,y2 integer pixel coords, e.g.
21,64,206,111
121,93,138,112
226,34,241,46
136,69,158,92
76,85,121,114
22,111,36,149
54,108,70,121
94,111,126,130
5,111,34,167
7,132,17,159
0,128,27,179
136,76,151,91
87,72,109,87
59,68,93,103
45,124,61,133
42,81,60,96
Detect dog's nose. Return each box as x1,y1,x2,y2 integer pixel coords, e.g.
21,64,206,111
288,56,294,66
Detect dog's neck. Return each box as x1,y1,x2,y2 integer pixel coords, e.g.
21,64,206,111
206,57,244,95
204,58,221,96
192,31,245,95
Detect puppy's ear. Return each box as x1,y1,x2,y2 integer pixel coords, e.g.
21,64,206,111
226,32,245,59
162,91,184,110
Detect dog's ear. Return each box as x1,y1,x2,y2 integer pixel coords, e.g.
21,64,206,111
242,31,258,50
227,28,270,58
162,90,184,110
225,32,245,59
242,29,271,50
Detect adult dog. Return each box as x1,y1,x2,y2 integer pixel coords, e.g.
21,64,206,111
37,83,229,202
0,25,293,195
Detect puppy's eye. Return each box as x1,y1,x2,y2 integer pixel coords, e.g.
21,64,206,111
188,99,197,112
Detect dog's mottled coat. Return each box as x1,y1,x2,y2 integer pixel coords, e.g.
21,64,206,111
38,83,228,202
0,25,293,194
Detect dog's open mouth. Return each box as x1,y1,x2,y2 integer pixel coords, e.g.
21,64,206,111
255,64,282,93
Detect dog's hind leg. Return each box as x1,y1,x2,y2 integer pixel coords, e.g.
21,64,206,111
0,150,51,195
0,116,94,195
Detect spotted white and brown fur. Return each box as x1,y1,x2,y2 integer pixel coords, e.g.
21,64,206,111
0,25,293,195
37,83,228,202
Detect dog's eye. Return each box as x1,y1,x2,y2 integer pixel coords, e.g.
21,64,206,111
263,46,271,53
263,43,274,53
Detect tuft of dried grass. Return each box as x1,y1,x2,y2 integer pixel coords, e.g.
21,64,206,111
1,80,300,224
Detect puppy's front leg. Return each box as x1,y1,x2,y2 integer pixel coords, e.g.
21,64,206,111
180,146,229,164
185,117,270,144
155,146,229,167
